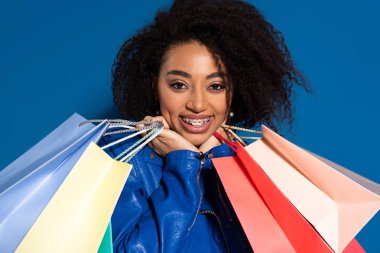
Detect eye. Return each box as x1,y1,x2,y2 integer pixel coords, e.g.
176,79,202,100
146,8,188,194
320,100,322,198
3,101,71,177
208,83,226,91
169,81,188,89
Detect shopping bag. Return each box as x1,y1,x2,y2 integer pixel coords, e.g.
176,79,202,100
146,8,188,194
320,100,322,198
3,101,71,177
14,118,163,253
0,113,109,253
243,125,380,252
213,147,364,253
1,114,163,253
213,156,296,252
94,119,164,253
14,142,132,253
98,223,114,253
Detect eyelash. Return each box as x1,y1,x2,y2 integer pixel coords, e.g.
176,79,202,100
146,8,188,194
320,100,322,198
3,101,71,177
208,83,226,91
169,82,226,91
169,82,188,89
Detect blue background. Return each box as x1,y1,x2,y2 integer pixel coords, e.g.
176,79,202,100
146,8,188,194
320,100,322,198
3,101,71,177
1,0,379,251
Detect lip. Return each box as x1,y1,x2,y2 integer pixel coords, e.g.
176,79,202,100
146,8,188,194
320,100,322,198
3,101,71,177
179,116,213,133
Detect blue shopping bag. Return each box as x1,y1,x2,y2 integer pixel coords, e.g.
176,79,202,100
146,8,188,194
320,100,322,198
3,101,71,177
0,113,109,253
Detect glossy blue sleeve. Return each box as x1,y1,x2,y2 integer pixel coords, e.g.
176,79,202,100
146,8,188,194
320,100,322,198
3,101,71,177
111,150,202,253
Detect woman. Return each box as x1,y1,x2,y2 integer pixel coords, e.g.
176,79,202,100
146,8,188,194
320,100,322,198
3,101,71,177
101,0,306,252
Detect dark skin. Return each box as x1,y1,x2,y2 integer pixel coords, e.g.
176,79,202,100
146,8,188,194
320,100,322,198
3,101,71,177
113,0,307,138
142,41,230,156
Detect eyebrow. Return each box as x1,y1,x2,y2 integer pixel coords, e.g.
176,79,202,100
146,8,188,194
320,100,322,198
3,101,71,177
166,70,225,79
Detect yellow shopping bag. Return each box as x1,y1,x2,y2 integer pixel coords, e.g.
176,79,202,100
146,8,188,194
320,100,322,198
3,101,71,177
15,143,132,253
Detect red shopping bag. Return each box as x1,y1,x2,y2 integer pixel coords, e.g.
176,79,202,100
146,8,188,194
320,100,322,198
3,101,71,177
213,139,365,252
213,156,296,252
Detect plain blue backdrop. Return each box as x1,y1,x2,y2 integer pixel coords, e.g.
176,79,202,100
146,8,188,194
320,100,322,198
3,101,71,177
1,0,379,251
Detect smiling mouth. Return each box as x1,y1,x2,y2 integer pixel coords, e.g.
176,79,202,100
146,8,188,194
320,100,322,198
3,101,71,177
181,117,212,127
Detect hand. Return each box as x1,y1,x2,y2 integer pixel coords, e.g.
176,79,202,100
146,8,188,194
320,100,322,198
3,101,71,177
142,116,199,157
198,126,228,153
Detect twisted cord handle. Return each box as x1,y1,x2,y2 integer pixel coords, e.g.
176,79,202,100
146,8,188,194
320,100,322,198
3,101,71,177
81,119,164,162
221,124,262,146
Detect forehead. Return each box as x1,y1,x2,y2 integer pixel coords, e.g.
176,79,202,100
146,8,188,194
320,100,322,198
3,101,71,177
161,41,225,74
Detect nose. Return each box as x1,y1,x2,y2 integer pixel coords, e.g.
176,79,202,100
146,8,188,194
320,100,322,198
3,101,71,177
186,89,208,113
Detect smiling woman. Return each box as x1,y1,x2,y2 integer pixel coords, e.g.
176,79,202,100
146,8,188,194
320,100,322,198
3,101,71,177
0,0,378,251
103,0,307,252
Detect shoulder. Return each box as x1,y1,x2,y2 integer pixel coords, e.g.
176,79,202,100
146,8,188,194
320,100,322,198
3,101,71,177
208,143,235,158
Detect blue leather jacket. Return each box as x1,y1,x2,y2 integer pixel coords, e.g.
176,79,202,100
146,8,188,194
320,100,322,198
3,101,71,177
99,133,252,253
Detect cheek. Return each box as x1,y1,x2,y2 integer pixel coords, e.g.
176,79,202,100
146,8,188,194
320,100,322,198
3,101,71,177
213,96,229,120
158,92,182,128
159,93,180,114
158,85,171,111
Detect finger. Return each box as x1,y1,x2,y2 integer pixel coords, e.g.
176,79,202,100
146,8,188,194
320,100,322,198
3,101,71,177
136,122,145,129
137,116,156,137
144,115,153,121
136,123,147,137
199,135,220,153
136,116,150,130
158,129,199,152
159,117,170,129
148,138,164,156
147,116,170,129
156,128,172,138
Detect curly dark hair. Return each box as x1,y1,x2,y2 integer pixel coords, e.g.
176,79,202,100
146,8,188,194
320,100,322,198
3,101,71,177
112,0,307,130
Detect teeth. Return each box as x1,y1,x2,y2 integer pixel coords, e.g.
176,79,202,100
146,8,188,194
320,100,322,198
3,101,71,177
182,117,211,126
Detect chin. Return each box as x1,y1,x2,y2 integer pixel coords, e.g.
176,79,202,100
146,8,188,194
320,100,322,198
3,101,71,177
184,134,211,147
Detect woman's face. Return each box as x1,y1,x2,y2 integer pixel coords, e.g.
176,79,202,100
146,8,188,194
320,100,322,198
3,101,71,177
157,41,229,146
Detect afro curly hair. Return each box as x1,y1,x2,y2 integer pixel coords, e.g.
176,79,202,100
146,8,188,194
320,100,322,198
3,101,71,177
112,0,307,131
